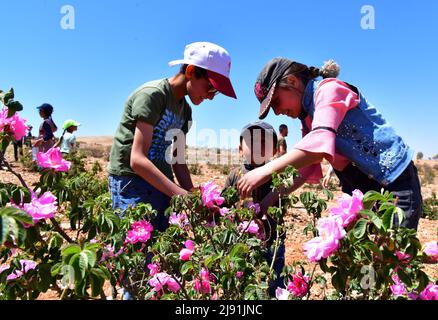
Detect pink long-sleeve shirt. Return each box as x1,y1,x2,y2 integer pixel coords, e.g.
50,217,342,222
295,78,360,183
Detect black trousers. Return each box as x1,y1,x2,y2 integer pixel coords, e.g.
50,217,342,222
334,161,423,230
13,139,23,161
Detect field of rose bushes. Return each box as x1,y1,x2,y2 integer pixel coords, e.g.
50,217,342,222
1,88,437,300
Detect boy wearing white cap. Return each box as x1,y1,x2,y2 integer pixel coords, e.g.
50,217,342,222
108,42,237,230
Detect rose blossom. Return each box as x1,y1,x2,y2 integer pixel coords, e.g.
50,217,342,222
390,274,407,297
423,241,438,261
238,221,259,234
169,212,189,228
303,217,346,262
287,272,310,298
419,283,438,300
2,260,37,280
179,240,195,261
0,109,28,140
148,272,181,293
22,191,57,224
125,220,153,244
193,268,211,294
36,147,71,172
330,189,364,227
200,182,224,208
275,287,290,300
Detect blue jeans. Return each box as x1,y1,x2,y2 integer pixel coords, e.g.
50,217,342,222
108,175,170,232
109,175,171,299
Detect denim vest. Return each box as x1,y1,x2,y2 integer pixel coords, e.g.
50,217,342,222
301,80,414,185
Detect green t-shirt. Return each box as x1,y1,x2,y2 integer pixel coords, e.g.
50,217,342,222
107,79,192,180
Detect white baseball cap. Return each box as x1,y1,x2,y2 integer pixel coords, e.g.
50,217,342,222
168,42,237,98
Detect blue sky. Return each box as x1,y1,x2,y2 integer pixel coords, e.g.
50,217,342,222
1,0,437,157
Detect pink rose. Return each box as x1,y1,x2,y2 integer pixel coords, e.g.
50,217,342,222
419,283,438,300
4,259,37,280
318,217,346,240
330,189,364,227
125,220,153,244
148,272,181,293
303,217,346,262
194,268,211,294
390,274,407,297
179,240,195,261
0,109,28,140
423,241,438,261
219,207,230,217
23,191,57,224
219,207,234,222
166,277,181,293
147,263,160,276
36,147,71,172
245,201,261,215
200,182,224,208
238,220,259,235
395,250,411,263
169,212,189,229
275,287,290,300
287,272,310,298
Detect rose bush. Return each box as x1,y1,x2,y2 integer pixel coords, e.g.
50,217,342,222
0,88,436,300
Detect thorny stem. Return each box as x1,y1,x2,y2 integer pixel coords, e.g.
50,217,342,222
269,195,282,273
2,157,30,190
50,218,74,243
153,249,191,300
306,263,318,300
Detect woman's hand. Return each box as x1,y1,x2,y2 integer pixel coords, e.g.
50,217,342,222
237,166,271,198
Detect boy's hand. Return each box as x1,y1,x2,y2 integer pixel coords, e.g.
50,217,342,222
175,186,189,196
237,166,270,198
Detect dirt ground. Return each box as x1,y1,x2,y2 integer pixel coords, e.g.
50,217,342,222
1,137,437,299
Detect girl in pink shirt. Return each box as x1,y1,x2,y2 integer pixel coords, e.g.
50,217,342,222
238,58,422,230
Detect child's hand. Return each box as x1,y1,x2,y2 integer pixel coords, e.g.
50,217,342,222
34,139,43,147
237,166,270,198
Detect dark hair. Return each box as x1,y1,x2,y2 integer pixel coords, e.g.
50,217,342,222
179,64,208,79
279,124,288,132
279,60,340,88
239,126,278,149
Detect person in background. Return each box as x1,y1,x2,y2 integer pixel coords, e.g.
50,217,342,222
276,124,288,157
12,137,23,161
60,119,81,156
34,103,57,152
24,125,33,148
